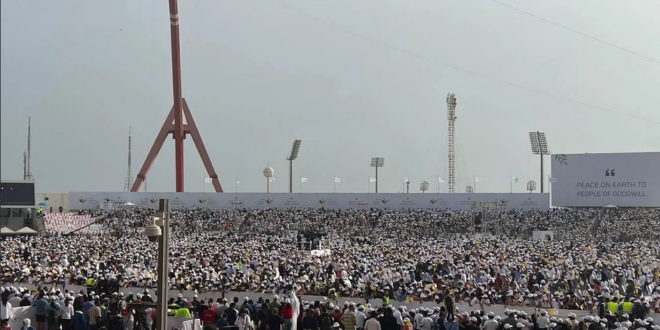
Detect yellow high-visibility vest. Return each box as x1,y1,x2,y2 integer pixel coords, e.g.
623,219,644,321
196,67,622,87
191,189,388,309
167,304,178,316
622,302,633,313
608,302,619,312
175,308,191,318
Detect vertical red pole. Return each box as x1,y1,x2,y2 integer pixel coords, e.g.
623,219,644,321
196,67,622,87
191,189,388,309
169,0,184,192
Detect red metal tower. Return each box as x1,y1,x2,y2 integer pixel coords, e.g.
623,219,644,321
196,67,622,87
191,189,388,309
130,0,223,193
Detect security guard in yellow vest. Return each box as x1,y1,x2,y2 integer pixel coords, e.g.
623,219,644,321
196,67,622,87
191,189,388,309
620,298,633,314
86,276,97,294
608,297,620,315
174,305,191,318
167,298,179,317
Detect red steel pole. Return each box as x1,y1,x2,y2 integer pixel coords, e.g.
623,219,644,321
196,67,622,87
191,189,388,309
169,0,184,192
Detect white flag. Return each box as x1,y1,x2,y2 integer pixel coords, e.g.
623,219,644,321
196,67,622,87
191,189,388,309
236,180,240,184
403,176,410,183
301,177,308,183
474,176,482,182
511,176,518,183
334,177,341,183
269,177,276,183
369,178,377,183
438,177,445,183
204,178,212,184
549,176,558,183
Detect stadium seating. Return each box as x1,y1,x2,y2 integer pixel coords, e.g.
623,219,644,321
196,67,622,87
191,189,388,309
43,213,106,235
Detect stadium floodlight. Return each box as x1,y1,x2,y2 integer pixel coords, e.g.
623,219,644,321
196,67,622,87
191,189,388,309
420,181,429,193
527,180,537,193
286,139,302,193
529,131,550,193
370,157,385,193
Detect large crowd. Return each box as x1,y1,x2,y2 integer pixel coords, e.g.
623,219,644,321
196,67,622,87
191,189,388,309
2,207,660,322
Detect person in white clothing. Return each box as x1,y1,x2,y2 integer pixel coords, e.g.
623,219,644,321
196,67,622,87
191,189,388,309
236,309,253,330
286,289,300,330
59,299,74,330
1,296,14,322
536,310,550,330
482,312,499,330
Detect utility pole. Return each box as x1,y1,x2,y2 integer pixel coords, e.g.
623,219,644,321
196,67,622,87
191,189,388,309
24,117,34,181
124,127,134,191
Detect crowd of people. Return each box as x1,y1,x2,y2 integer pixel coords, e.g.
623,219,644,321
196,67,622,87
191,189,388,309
0,283,657,330
2,207,660,321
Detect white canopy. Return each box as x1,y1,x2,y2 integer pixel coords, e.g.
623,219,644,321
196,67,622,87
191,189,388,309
0,227,16,234
15,227,38,235
604,204,618,208
123,202,135,206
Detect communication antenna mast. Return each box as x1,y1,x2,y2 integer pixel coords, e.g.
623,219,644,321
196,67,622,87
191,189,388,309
446,93,457,193
24,117,34,181
124,127,134,191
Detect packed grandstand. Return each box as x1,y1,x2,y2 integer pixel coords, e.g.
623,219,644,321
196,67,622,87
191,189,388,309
2,207,659,310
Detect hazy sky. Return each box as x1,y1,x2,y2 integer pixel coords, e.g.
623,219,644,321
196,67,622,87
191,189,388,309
2,0,659,194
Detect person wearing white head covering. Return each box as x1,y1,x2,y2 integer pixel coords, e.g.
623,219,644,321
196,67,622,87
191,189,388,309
20,319,34,330
286,289,300,330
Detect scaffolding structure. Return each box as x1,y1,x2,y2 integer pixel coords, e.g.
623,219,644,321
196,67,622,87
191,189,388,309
471,200,509,235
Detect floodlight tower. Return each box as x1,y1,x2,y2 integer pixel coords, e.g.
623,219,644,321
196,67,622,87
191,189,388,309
286,139,302,193
527,180,537,193
370,157,384,193
529,132,550,193
420,181,429,193
447,93,457,194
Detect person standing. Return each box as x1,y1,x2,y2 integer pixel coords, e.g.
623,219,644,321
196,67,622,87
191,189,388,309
34,294,49,330
88,300,102,330
236,310,253,330
1,296,14,324
364,312,381,330
341,305,358,330
60,299,75,330
47,300,61,330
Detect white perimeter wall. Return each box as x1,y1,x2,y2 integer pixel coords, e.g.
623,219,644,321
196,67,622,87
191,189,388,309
68,192,549,210
36,192,69,211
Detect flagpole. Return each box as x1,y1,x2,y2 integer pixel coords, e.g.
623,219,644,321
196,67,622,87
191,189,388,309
368,177,370,193
438,177,440,193
235,176,238,193
334,177,336,193
473,175,476,193
300,176,302,193
510,176,512,193
203,175,206,193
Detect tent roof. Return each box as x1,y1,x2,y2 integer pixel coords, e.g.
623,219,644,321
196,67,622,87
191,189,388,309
15,227,38,234
0,227,16,234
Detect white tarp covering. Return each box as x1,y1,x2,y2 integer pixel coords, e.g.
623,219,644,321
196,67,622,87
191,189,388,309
15,226,38,234
0,227,16,234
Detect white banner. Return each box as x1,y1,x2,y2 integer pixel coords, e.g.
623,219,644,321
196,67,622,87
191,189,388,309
551,152,660,207
68,192,549,210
